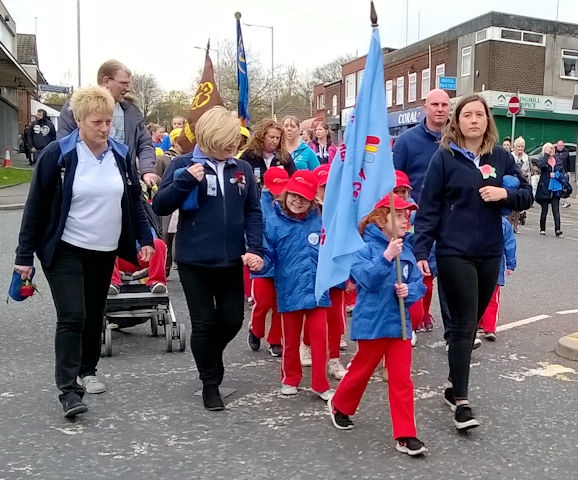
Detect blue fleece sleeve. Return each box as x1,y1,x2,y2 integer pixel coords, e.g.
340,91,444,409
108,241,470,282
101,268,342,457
502,219,517,271
392,135,408,172
502,153,534,212
404,260,426,307
152,157,199,216
306,147,320,170
350,245,394,292
243,163,264,257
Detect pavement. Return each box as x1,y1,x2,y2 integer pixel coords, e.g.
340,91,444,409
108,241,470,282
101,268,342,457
0,151,32,210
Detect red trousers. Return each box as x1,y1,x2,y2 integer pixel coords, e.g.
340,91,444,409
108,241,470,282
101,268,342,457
249,277,282,345
332,337,417,440
281,308,330,393
422,275,434,319
408,299,423,331
110,238,167,287
303,288,345,359
344,281,357,308
479,285,500,333
243,265,252,299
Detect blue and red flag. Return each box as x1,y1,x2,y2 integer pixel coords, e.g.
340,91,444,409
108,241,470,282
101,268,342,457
236,18,250,126
315,23,395,300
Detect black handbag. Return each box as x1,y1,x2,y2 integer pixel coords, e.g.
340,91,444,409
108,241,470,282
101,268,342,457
561,177,573,199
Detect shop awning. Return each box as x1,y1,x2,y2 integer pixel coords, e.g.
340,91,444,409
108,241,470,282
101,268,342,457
0,42,36,89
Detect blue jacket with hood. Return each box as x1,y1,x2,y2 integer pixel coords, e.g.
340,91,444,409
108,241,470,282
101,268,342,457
262,202,330,313
413,144,533,262
152,145,263,267
349,224,425,340
291,142,319,171
15,130,153,268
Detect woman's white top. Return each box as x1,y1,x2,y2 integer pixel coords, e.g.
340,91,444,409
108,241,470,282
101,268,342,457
61,141,124,251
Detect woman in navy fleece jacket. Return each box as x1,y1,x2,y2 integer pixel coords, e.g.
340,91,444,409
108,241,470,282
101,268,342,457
413,95,532,432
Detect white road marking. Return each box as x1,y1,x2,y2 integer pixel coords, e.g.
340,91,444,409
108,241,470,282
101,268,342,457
500,362,577,382
496,314,550,332
556,309,578,315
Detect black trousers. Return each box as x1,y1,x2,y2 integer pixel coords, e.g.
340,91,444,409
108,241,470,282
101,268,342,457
43,242,116,401
538,196,561,232
178,263,245,387
436,255,501,400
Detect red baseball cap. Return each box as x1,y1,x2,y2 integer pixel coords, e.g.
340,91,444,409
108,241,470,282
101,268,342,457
286,169,319,201
373,193,418,211
394,170,412,190
263,167,289,195
313,164,330,186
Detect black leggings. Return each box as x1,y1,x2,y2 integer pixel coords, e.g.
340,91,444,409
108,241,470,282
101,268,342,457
436,255,501,400
178,263,245,387
538,197,561,232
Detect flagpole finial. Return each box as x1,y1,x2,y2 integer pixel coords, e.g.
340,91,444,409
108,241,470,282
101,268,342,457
206,38,210,51
234,11,241,20
370,1,378,27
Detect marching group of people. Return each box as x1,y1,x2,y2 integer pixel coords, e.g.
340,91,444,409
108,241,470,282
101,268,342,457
14,59,541,458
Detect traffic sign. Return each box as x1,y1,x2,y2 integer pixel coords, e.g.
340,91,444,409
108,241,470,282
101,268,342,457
508,95,521,115
38,84,70,94
438,76,457,90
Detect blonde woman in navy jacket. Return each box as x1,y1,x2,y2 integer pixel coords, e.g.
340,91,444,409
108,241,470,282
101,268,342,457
413,95,533,431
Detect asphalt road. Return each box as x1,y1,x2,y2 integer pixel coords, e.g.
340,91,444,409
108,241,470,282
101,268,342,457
1,203,577,480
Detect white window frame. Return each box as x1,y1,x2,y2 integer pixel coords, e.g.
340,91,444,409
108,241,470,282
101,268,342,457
396,77,404,105
316,94,325,111
561,49,578,79
435,63,445,88
421,68,430,99
345,73,356,107
332,95,338,116
356,69,365,95
386,80,393,107
475,29,488,44
408,73,417,103
461,47,472,77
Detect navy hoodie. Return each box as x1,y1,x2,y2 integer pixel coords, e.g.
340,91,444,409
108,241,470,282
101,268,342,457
413,144,533,261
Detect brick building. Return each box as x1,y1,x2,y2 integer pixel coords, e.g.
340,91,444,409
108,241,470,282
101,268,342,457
312,11,578,165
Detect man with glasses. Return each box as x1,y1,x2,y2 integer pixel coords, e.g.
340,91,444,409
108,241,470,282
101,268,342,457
58,60,157,187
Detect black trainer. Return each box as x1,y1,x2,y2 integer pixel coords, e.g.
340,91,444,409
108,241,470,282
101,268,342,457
247,330,261,351
328,399,354,430
454,404,480,430
268,344,282,357
444,387,456,411
202,386,225,411
61,393,88,418
395,437,428,456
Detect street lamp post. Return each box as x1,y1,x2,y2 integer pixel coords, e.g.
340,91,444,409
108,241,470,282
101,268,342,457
193,46,221,88
76,0,81,87
243,22,274,119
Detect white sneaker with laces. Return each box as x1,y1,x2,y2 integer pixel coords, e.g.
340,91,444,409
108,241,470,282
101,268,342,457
313,389,334,402
78,375,106,394
300,343,312,367
327,358,347,380
150,283,167,294
281,384,298,395
411,330,417,347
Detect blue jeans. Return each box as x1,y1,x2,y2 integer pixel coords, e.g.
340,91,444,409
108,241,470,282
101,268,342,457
436,255,501,400
43,242,116,401
178,263,244,387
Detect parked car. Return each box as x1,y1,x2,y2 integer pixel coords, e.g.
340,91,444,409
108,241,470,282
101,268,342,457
527,142,576,173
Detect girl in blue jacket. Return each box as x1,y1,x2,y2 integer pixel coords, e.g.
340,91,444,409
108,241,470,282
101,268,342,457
328,194,427,457
262,169,332,400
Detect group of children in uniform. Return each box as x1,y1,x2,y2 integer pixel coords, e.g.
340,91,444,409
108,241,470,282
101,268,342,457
241,163,517,458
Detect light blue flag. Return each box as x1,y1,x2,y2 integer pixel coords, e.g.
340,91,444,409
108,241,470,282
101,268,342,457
236,18,250,126
315,26,395,301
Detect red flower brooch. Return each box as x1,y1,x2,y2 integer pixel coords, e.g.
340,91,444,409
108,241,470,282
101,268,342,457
479,164,496,179
230,171,246,195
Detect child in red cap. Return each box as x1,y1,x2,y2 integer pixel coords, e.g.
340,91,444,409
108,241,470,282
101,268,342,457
261,169,332,400
247,167,289,357
328,193,427,457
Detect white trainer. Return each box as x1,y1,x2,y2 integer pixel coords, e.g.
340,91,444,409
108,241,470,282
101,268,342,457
300,343,312,367
314,389,334,402
411,330,417,347
78,375,106,394
327,358,347,380
281,384,298,396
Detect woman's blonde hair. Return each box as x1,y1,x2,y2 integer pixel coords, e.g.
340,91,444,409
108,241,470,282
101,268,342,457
541,142,554,155
513,136,525,148
69,85,115,121
440,94,498,156
195,106,241,156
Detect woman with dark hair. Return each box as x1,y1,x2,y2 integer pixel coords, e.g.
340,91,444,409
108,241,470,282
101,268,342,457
309,122,337,165
413,94,532,431
240,119,296,187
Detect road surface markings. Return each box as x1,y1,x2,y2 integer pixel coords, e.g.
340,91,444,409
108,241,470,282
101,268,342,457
556,309,578,315
496,314,550,332
500,362,577,382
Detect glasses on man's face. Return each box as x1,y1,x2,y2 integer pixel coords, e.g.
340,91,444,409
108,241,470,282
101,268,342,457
109,77,131,88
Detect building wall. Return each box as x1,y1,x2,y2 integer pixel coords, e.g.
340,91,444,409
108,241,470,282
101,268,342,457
487,42,544,94
544,35,578,97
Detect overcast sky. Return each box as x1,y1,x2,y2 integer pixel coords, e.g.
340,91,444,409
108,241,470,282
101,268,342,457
6,0,578,92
